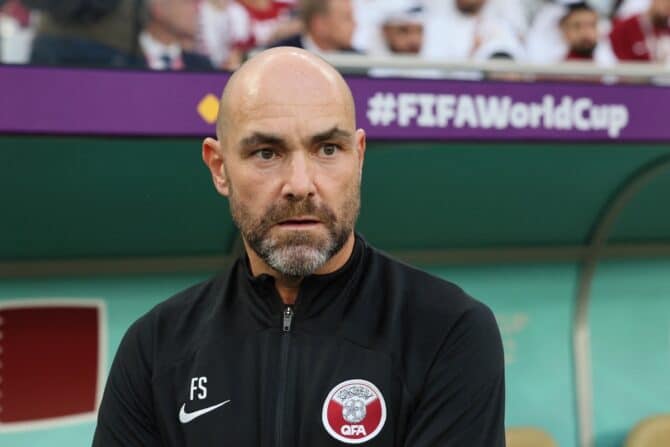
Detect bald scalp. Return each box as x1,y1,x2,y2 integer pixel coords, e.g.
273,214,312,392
215,47,356,142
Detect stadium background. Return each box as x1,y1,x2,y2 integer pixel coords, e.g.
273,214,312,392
1,66,670,447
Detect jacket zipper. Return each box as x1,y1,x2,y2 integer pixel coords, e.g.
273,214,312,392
275,305,294,447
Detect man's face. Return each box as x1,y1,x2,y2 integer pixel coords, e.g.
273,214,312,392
455,0,486,15
561,9,598,56
382,22,423,54
219,68,365,277
322,0,356,50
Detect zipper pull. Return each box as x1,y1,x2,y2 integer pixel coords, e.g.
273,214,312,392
282,306,294,332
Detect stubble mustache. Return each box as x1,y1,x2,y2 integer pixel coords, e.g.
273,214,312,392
248,198,338,240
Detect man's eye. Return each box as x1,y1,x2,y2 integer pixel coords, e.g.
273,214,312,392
320,144,339,156
256,148,276,160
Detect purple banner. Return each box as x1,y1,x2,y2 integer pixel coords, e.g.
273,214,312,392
1,65,668,141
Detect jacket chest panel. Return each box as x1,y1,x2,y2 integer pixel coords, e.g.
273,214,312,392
153,331,408,446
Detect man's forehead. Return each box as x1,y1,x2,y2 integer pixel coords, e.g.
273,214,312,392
217,48,356,137
237,73,345,105
229,82,354,129
233,109,353,140
240,96,349,116
237,124,353,146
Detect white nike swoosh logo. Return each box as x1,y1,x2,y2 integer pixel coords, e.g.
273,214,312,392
179,400,231,423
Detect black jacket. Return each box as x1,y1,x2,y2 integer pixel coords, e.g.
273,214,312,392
93,236,505,446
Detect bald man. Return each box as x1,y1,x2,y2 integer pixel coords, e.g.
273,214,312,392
92,47,505,446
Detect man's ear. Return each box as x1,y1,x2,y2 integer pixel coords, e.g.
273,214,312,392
355,128,366,179
202,137,230,197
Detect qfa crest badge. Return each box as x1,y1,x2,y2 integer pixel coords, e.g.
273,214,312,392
321,379,386,444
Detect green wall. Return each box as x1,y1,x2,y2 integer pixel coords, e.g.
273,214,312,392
3,136,670,261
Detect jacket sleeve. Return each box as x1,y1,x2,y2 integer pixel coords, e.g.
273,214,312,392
92,318,163,447
403,302,506,446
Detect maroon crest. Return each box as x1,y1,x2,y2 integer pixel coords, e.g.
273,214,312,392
321,379,387,444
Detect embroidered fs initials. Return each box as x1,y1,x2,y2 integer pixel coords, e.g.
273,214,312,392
189,377,207,400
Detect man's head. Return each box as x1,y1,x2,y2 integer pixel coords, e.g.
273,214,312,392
560,2,598,58
300,0,356,51
146,0,199,44
202,48,366,278
455,0,486,15
381,5,424,54
649,0,670,27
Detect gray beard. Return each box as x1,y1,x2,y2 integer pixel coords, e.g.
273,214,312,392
251,226,349,278
233,203,358,278
227,173,360,278
259,240,330,277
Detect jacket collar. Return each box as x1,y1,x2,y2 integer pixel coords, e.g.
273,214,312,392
236,234,366,328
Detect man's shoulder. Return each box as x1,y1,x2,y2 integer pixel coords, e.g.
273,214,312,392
365,242,478,308
128,268,232,346
360,241,493,336
107,268,235,380
359,241,502,386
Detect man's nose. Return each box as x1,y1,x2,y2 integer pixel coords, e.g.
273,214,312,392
281,152,316,200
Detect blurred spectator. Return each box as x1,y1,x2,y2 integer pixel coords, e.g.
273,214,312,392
527,0,615,65
271,0,358,54
610,0,670,61
381,3,424,54
562,2,600,60
367,2,446,78
560,1,615,62
28,0,145,67
140,0,213,70
235,0,301,51
351,0,414,53
198,0,248,69
365,1,424,55
0,0,36,63
422,0,526,61
423,0,530,37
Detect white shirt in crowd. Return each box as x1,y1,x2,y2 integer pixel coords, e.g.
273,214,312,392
423,0,529,36
198,0,248,68
139,31,184,70
616,0,650,19
421,2,526,61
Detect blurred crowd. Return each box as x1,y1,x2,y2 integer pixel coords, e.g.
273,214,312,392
1,0,670,72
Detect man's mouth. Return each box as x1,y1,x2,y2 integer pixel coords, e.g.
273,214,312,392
277,216,322,228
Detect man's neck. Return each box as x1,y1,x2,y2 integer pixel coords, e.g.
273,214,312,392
245,233,356,305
